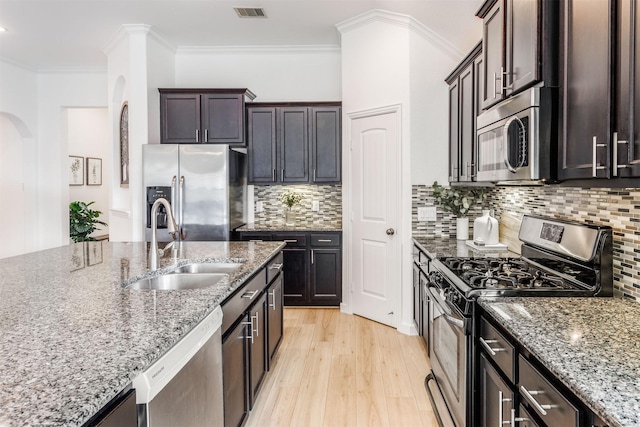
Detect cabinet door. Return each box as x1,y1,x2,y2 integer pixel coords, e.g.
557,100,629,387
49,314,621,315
201,93,244,144
478,353,514,427
249,293,267,408
266,274,284,366
279,107,309,183
160,93,201,144
459,63,475,182
247,107,278,184
90,389,136,427
481,0,506,110
310,248,342,306
223,320,248,427
558,0,613,180
616,0,640,177
310,107,341,183
449,79,460,182
506,0,539,94
283,248,308,305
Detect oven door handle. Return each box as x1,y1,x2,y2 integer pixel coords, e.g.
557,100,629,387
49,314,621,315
428,286,465,329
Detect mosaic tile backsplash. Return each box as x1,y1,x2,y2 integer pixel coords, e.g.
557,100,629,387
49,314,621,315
413,184,640,302
253,184,342,226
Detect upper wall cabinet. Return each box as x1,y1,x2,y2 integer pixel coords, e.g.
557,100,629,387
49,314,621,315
446,42,482,183
159,89,256,145
476,0,557,111
557,1,613,180
247,103,341,185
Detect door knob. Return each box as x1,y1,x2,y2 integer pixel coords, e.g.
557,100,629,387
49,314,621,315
386,228,395,236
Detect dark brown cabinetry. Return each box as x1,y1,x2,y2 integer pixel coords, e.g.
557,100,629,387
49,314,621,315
221,253,283,427
478,353,514,427
557,0,613,180
446,42,482,182
239,231,342,306
159,89,255,145
86,389,136,427
247,103,341,185
412,244,430,348
476,0,555,110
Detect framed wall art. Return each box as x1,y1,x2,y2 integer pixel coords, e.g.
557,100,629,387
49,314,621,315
120,102,129,187
86,157,102,186
86,241,103,266
69,156,84,186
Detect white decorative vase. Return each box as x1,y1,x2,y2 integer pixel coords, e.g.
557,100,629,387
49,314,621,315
284,207,296,225
456,217,469,240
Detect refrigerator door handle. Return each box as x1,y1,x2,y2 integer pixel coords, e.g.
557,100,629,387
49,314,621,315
171,175,178,226
179,176,186,239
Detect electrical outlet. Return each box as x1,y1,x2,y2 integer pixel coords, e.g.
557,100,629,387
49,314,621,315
418,206,437,222
312,201,320,212
256,201,264,213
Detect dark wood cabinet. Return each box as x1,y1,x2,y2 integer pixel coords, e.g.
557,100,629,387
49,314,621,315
446,42,482,183
505,0,539,94
223,319,248,427
615,0,640,178
248,293,267,408
478,353,514,427
239,231,342,306
480,0,505,110
266,272,284,366
86,389,136,427
310,107,342,183
557,0,613,180
159,89,255,145
247,103,341,185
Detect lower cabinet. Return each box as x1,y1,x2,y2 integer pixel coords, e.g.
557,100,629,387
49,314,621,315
221,252,284,427
478,353,514,427
86,389,136,427
412,243,430,349
239,231,342,306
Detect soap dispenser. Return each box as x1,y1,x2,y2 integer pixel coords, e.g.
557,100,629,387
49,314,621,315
473,210,499,245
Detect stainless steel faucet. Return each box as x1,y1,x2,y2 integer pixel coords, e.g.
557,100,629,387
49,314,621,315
149,197,178,270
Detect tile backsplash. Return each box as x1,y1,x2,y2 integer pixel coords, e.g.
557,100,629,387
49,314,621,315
253,184,342,225
413,184,640,302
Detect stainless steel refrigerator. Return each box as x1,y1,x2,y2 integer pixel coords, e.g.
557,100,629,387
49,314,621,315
143,144,246,242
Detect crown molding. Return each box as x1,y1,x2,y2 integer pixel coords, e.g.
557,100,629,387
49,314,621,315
176,44,340,55
103,24,176,56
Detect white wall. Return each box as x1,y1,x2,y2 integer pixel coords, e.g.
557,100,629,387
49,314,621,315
175,47,341,102
67,108,110,239
37,71,108,250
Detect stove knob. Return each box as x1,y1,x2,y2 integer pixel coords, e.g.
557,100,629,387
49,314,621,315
449,292,461,304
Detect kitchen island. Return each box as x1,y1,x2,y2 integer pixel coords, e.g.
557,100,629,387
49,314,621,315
479,297,640,427
0,240,284,427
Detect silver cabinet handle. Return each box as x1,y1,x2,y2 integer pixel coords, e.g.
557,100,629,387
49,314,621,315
510,408,529,425
272,169,276,182
498,391,512,426
283,239,298,243
269,263,283,271
613,131,630,176
520,386,556,416
313,168,316,181
317,239,332,242
281,169,284,181
242,289,260,300
592,136,606,177
195,129,200,142
479,337,506,356
242,319,254,344
268,290,276,310
204,129,209,142
252,311,259,337
311,249,314,264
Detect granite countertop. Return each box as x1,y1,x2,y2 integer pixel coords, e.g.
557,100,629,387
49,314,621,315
412,236,517,259
0,240,284,427
479,297,640,427
238,221,342,232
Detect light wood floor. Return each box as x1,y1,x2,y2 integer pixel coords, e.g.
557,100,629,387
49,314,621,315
246,308,439,427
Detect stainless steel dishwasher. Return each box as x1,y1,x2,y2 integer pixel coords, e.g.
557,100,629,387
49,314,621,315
133,306,224,427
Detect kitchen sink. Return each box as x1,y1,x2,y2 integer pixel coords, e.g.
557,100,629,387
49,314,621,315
125,272,228,291
173,262,242,275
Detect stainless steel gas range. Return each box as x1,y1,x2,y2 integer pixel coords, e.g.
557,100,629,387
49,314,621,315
424,215,613,427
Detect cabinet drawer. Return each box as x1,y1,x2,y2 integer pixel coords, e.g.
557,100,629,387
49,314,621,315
240,232,272,242
310,233,341,247
479,316,516,382
273,233,306,247
267,252,284,284
221,269,266,335
518,355,579,427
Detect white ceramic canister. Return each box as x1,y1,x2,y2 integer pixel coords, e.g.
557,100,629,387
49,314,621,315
473,210,499,245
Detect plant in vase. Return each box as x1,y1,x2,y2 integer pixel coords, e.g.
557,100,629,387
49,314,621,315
431,182,487,240
279,191,303,225
69,201,107,242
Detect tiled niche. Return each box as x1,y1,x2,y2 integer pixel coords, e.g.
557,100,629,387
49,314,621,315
253,184,342,226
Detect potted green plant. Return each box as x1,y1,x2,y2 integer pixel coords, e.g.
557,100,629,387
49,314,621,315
432,181,487,240
279,191,303,225
69,201,107,242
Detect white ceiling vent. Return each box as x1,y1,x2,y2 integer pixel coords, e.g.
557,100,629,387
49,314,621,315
234,7,267,18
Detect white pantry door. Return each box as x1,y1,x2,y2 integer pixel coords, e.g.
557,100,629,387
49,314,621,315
349,109,400,327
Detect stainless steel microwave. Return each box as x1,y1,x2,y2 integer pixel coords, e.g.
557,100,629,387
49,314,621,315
475,87,556,182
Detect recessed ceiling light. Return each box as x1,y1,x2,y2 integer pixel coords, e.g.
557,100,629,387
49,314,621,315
0,27,7,33
234,7,267,18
